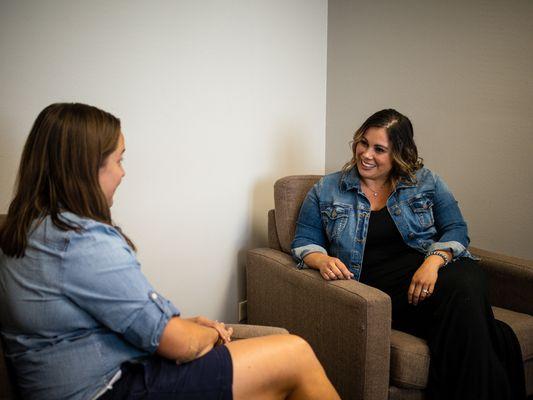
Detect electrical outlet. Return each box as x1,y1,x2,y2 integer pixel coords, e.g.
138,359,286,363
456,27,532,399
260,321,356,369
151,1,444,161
238,300,248,322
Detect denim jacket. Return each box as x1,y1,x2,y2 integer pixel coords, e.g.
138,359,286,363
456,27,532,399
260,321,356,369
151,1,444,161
291,167,472,280
0,212,180,400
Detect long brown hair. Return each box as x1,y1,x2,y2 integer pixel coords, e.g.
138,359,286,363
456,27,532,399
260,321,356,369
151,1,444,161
342,109,424,187
0,103,134,257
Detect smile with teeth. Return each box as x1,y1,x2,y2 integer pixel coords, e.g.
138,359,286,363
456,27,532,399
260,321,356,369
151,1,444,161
361,159,376,168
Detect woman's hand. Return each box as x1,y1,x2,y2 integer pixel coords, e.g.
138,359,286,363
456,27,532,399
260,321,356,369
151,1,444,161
408,251,451,305
188,316,233,344
303,253,354,280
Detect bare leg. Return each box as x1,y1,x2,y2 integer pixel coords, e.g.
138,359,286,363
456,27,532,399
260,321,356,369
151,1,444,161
226,334,340,400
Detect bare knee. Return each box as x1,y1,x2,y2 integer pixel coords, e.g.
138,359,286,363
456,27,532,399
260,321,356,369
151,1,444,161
228,334,318,399
283,335,321,369
228,334,338,400
256,334,320,376
285,334,310,349
274,335,339,399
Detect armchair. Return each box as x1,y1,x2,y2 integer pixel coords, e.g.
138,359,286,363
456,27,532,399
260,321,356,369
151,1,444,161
246,175,533,400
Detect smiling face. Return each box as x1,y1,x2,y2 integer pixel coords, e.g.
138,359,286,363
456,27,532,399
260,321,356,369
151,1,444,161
98,133,125,207
355,127,393,184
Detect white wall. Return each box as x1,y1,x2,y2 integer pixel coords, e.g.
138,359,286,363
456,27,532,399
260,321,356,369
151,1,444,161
326,0,533,259
0,0,327,321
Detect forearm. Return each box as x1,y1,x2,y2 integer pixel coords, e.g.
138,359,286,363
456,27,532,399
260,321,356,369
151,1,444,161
157,317,218,363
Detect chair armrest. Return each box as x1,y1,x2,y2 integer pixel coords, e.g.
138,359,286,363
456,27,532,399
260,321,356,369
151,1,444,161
225,324,288,340
247,248,391,400
470,246,533,315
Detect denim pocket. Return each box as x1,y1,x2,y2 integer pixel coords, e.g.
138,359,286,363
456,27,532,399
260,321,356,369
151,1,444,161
320,204,350,241
408,195,434,228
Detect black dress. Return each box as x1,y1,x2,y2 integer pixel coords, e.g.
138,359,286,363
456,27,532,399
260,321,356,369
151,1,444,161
360,207,526,400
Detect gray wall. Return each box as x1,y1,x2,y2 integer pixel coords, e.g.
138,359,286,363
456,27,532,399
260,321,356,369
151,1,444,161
0,0,327,321
326,0,533,259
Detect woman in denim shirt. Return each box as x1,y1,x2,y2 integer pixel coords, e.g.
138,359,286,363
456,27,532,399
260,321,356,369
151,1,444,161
292,109,525,399
0,103,340,400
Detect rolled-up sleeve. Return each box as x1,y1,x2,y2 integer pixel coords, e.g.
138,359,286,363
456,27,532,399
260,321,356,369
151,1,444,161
61,222,179,353
291,185,329,268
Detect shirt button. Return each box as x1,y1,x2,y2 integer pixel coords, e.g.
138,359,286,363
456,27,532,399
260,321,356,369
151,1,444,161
408,233,415,239
151,292,158,300
395,209,401,215
331,210,337,218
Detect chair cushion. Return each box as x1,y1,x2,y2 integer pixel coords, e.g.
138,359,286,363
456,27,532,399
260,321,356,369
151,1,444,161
273,175,322,254
390,306,533,390
390,329,430,390
493,307,533,361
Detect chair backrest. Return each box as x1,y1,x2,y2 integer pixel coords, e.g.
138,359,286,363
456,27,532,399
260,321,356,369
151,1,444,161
272,175,322,254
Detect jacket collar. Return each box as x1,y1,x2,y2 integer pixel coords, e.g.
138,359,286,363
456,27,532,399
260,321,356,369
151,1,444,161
339,168,361,191
339,168,417,192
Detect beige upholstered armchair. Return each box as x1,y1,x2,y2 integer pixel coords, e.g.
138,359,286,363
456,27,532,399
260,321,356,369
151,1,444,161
246,175,533,400
0,213,288,399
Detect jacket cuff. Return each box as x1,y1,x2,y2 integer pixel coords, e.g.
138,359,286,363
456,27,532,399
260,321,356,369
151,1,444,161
291,244,327,269
427,241,466,260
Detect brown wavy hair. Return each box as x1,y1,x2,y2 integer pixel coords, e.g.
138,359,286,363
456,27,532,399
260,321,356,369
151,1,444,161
342,109,424,187
0,103,134,257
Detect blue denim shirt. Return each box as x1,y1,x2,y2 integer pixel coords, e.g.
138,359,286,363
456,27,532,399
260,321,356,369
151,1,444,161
291,167,472,280
0,212,180,400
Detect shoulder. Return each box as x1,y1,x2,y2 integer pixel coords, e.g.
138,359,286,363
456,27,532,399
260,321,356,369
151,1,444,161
315,171,343,191
326,170,343,179
413,167,441,188
413,168,455,198
414,167,435,181
322,170,343,182
60,212,108,231
308,170,357,205
62,213,136,266
61,212,123,242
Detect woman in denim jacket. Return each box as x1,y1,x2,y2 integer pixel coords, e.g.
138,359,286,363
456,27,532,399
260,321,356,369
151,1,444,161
0,103,340,400
292,109,525,400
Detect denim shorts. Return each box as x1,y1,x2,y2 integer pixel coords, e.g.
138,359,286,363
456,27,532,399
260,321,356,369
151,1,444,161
100,345,233,399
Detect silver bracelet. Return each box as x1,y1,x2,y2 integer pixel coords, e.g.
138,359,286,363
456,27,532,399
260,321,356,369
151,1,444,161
426,250,450,267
